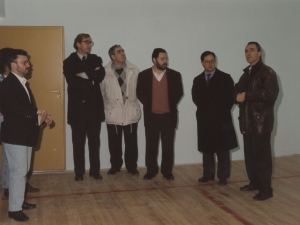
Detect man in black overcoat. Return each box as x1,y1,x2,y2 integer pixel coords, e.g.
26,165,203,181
63,33,105,181
192,51,237,185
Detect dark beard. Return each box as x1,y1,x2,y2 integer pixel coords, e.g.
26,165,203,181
156,62,167,70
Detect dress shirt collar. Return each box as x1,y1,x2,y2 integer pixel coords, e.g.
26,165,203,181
77,52,88,60
205,68,216,80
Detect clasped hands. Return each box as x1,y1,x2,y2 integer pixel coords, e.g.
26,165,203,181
236,92,246,103
37,109,53,126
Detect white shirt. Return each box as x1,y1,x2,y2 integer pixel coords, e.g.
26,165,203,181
12,72,31,102
152,69,166,82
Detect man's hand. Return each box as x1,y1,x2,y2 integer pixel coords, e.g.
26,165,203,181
76,73,82,77
236,92,246,102
45,115,53,126
95,67,100,71
37,109,47,116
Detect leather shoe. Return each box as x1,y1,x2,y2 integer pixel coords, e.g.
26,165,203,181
8,211,29,221
253,192,273,201
129,169,139,176
219,178,227,186
90,174,102,180
143,173,155,180
240,184,258,191
163,173,175,181
26,183,40,193
107,169,120,175
22,201,36,210
75,175,83,181
198,177,214,183
4,188,9,197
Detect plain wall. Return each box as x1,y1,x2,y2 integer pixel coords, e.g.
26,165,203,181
1,0,299,171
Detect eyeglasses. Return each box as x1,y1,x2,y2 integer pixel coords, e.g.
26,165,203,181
13,60,30,66
80,41,94,46
204,60,215,65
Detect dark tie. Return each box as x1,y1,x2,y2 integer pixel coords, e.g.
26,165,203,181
115,68,124,88
82,56,86,65
207,74,211,86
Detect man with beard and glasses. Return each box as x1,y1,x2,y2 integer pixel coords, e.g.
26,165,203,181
0,47,40,200
0,49,52,221
137,48,183,181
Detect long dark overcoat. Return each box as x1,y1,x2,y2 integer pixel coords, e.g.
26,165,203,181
192,69,238,153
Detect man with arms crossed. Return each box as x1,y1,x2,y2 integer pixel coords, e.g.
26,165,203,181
137,48,183,181
192,51,237,186
101,45,141,175
0,49,52,221
63,33,105,181
234,42,279,201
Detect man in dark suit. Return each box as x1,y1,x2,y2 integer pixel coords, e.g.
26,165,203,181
0,49,52,222
192,51,237,186
63,33,105,181
137,48,183,181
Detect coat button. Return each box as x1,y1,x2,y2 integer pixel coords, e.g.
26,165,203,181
257,116,259,118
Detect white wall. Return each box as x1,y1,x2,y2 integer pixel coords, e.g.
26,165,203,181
1,0,299,171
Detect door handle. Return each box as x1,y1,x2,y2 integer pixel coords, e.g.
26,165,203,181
51,91,61,97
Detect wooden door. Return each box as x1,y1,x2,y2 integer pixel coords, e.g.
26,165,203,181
0,26,65,170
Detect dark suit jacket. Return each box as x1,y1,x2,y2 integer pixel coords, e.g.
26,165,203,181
137,67,183,128
63,52,105,125
0,73,40,147
192,69,237,153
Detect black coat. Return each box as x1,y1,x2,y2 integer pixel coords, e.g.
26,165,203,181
137,68,183,128
63,52,105,125
192,69,237,153
0,73,40,147
233,60,279,134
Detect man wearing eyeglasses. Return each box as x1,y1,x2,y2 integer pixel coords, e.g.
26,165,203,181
192,51,237,186
63,33,105,181
0,49,52,221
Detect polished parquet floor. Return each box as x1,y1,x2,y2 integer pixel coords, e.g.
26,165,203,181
1,155,300,225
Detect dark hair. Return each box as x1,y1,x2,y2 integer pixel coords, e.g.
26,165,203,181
0,47,14,74
108,44,121,60
200,51,216,62
247,42,262,52
247,41,262,60
73,33,90,50
152,48,167,63
6,49,28,70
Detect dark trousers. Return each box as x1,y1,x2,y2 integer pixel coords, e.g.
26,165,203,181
243,133,273,193
70,122,101,176
203,151,230,179
145,113,175,176
106,123,138,172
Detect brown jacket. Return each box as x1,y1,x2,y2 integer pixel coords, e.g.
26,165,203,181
234,60,279,134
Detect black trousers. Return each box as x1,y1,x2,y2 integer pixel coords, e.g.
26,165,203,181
106,123,138,172
70,122,101,176
145,113,175,176
243,133,273,193
202,151,230,179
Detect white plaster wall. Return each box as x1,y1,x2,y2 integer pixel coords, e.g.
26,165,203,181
1,0,299,171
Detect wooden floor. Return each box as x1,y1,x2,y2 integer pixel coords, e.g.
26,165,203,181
1,155,300,225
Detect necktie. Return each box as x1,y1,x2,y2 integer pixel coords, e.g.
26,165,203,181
207,74,211,86
115,68,124,87
82,56,86,65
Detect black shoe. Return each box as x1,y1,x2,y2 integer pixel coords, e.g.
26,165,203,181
163,173,175,181
107,169,120,175
26,183,40,193
253,192,273,201
22,201,36,210
8,211,29,221
198,177,214,183
219,178,227,186
143,173,154,180
75,175,83,181
240,184,258,191
129,169,139,176
90,174,102,180
4,188,9,198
